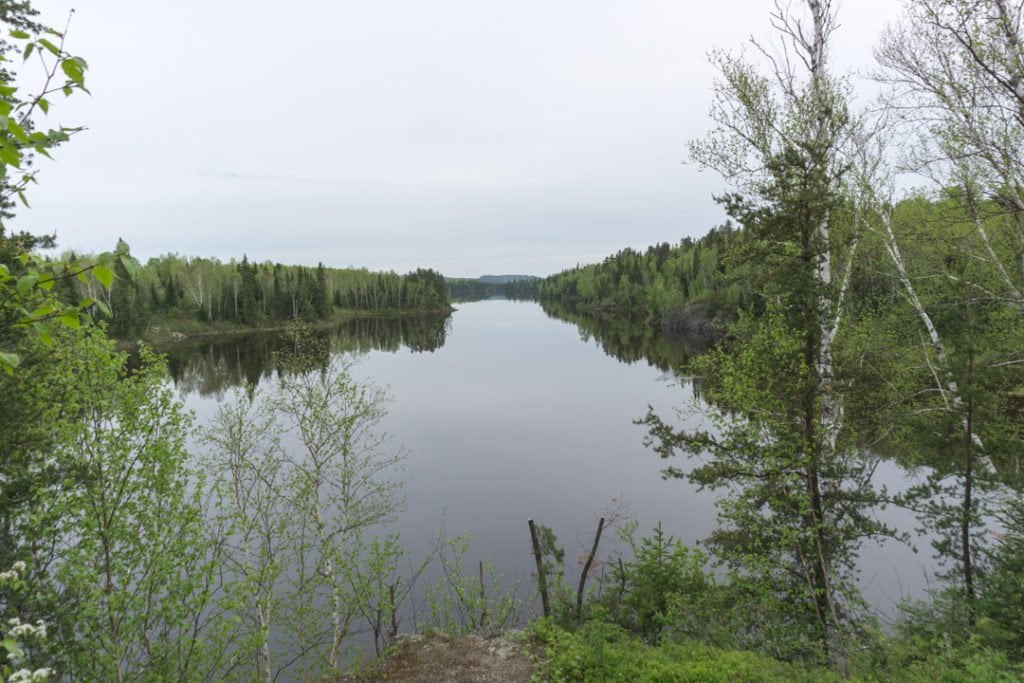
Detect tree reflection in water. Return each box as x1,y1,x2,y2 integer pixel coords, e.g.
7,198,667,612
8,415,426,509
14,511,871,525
160,314,451,398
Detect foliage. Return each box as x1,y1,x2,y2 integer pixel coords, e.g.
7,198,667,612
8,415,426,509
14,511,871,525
198,382,286,681
0,9,174,681
638,0,890,668
606,523,711,644
419,531,526,638
538,226,745,328
0,15,124,371
0,562,52,683
528,618,837,683
975,496,1024,659
857,604,1024,682
642,307,888,662
876,0,1024,310
8,329,211,681
530,614,1024,683
199,328,408,679
60,252,453,333
2,0,1023,680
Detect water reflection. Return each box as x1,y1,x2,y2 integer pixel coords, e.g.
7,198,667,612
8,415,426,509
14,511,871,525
166,300,938,621
161,314,450,398
539,300,712,373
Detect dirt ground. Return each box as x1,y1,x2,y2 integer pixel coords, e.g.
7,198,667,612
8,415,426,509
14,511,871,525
333,630,538,683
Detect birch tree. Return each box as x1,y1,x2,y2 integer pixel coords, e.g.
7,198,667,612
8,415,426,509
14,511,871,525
200,330,406,682
47,335,211,681
876,0,1024,303
869,0,1024,617
645,0,882,665
200,389,286,683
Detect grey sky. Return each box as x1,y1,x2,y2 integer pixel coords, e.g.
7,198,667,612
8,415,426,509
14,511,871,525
22,0,902,277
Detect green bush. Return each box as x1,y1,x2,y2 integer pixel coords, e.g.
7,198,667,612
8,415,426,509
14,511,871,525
528,618,838,683
611,523,711,643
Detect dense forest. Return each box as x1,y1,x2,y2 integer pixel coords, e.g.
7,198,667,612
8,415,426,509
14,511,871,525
538,224,744,327
56,247,451,337
3,0,1024,681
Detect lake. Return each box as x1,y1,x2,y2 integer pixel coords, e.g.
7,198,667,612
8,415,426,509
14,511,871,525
168,298,936,625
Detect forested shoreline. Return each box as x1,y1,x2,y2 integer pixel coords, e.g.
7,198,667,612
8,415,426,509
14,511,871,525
537,224,744,338
53,246,452,339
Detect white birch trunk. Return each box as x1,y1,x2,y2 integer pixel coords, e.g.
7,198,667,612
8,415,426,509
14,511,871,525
964,192,1024,313
806,0,846,648
877,207,997,475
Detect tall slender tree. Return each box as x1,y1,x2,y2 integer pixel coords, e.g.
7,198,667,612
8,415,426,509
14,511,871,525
645,0,880,665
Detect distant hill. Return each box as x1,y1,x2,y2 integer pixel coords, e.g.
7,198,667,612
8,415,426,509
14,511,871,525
478,274,540,284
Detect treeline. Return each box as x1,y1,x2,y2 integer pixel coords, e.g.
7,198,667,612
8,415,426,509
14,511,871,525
446,276,540,302
538,196,1019,340
537,224,745,329
60,247,451,336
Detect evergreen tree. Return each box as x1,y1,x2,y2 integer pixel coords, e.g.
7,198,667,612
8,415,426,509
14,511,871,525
107,239,143,337
312,262,330,319
237,255,260,324
643,0,879,665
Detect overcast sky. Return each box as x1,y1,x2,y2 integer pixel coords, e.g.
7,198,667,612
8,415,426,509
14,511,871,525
21,0,904,277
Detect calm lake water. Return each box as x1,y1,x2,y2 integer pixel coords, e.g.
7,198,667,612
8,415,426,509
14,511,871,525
169,299,936,621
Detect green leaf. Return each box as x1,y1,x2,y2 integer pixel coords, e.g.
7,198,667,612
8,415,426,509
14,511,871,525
119,254,139,281
22,41,34,61
38,38,60,56
34,324,52,346
37,273,55,291
59,309,81,329
9,29,31,40
62,85,73,97
95,299,111,317
0,351,19,369
16,273,38,293
0,143,21,167
37,96,48,113
30,302,57,318
6,118,27,142
93,264,114,288
61,58,85,87
2,636,24,658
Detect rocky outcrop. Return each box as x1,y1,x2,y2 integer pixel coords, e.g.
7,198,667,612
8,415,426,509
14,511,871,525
333,630,536,683
660,300,733,342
